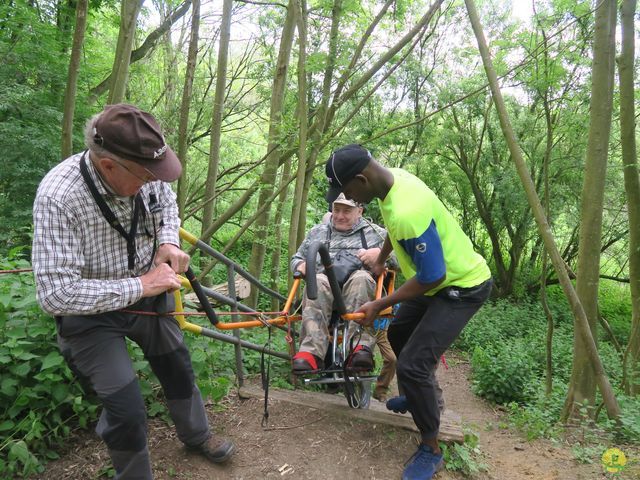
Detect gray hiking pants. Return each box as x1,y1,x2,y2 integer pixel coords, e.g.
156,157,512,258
56,294,210,480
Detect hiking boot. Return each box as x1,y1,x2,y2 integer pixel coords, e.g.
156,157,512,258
386,395,409,414
292,351,324,373
187,435,235,463
402,444,444,480
346,345,374,371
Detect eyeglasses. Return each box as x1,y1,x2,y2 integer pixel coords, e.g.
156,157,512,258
113,158,157,184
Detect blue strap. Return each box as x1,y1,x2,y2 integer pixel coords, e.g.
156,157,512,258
374,318,390,331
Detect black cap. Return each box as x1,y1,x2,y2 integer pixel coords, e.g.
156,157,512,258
94,104,182,182
325,144,371,198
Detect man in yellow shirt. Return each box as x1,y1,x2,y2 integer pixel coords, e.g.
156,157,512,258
325,144,492,480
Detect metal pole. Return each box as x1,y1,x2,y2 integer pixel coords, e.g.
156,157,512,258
228,264,245,387
198,327,290,360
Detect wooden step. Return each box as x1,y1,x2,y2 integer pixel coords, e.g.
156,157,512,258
238,384,464,444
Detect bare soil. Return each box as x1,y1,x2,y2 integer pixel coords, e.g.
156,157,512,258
35,354,638,480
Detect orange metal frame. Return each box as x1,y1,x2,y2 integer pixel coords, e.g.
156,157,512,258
174,270,396,333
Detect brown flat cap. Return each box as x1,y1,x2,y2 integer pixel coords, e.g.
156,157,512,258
94,104,182,182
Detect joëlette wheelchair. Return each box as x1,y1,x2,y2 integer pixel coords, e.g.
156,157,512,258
173,229,394,411
295,240,395,409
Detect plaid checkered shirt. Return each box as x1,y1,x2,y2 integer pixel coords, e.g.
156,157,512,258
32,152,181,315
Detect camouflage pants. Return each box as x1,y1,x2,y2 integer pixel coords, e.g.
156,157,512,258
299,270,377,359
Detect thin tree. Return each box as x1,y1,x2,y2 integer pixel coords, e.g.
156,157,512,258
89,0,192,104
287,0,308,286
247,0,297,307
200,0,232,244
618,0,640,395
107,0,143,104
176,0,200,219
295,0,345,247
464,0,621,420
60,0,88,159
196,0,441,253
563,0,617,418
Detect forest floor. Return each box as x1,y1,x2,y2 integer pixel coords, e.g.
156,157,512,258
36,353,639,480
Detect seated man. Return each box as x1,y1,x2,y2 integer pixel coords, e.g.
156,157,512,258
290,193,396,372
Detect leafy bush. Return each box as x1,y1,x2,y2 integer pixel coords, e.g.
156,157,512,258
598,281,632,345
0,252,100,477
456,299,545,352
442,430,488,475
471,341,538,404
460,295,640,447
612,395,640,443
506,386,566,440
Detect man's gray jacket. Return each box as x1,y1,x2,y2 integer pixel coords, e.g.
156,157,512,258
290,218,397,274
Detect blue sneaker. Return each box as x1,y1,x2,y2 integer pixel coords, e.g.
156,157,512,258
386,395,409,414
402,444,444,480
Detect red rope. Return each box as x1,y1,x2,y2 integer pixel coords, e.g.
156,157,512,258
120,309,286,317
284,313,295,358
0,268,33,274
440,355,448,370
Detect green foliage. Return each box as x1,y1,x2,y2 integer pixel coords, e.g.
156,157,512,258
0,252,99,477
0,1,75,249
610,395,640,444
459,296,640,448
505,387,565,440
471,341,538,404
598,281,633,345
442,430,488,476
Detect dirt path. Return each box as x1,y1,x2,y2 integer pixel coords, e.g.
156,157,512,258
37,355,635,480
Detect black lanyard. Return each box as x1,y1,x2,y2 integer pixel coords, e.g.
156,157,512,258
79,150,145,271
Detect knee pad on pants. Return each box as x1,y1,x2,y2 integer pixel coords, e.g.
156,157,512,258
147,346,195,400
100,379,147,452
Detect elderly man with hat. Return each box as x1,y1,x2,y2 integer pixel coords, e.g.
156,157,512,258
325,144,493,480
32,104,234,479
290,191,397,373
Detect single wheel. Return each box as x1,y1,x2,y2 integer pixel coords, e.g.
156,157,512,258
343,377,373,409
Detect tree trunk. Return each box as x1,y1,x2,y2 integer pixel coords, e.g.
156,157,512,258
158,0,176,114
618,0,640,396
270,159,293,310
60,0,88,159
464,0,621,421
287,0,308,288
295,0,343,247
563,0,617,419
88,1,191,104
176,0,200,220
247,0,297,307
200,0,232,243
107,0,142,104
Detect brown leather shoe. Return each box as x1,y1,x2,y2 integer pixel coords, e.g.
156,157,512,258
187,435,235,463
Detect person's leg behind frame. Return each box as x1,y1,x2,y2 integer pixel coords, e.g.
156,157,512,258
373,327,396,401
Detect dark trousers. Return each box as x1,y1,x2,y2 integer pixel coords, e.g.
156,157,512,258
57,295,210,480
387,279,492,441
